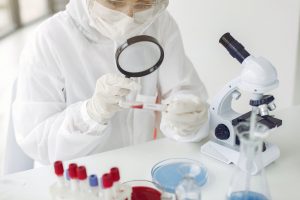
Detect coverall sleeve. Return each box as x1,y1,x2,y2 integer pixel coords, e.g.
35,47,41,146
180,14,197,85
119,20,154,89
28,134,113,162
12,27,110,164
158,13,209,142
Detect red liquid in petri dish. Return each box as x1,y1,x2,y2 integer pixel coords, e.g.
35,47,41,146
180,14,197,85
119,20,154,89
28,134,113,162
131,186,161,200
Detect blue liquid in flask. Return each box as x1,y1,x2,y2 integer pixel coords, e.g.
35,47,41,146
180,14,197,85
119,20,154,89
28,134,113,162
228,191,269,200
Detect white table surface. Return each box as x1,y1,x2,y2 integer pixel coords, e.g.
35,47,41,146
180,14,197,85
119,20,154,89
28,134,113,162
0,106,299,200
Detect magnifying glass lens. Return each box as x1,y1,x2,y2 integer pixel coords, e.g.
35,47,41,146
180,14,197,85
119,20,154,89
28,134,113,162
118,41,162,73
116,35,164,78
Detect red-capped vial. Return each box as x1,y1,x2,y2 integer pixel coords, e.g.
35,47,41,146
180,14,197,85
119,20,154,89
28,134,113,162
110,167,120,182
110,167,121,198
102,173,113,189
77,166,87,181
54,161,64,176
77,166,89,192
68,163,78,179
102,173,113,200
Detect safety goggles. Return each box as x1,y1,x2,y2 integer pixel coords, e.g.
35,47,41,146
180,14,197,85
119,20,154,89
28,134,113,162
96,0,169,13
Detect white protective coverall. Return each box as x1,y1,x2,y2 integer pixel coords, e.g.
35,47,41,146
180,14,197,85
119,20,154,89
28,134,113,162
12,0,208,165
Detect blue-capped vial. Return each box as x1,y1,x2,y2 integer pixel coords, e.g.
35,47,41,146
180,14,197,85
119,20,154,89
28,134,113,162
65,170,70,181
89,175,99,197
63,169,70,189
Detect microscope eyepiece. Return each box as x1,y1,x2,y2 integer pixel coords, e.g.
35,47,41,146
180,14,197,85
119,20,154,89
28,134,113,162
219,33,250,64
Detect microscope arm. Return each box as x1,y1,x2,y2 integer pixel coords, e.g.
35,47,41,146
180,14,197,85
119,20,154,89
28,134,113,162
210,77,241,118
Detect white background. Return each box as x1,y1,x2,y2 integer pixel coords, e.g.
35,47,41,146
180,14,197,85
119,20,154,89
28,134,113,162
168,0,300,111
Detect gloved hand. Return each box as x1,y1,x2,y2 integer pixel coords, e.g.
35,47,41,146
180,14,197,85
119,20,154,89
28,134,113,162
161,95,208,137
86,73,140,124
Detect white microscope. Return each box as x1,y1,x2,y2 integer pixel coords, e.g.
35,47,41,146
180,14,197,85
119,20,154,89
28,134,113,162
201,33,282,169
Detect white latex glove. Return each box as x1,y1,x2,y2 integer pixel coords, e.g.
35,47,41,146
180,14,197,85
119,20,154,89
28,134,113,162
87,73,140,124
161,95,208,137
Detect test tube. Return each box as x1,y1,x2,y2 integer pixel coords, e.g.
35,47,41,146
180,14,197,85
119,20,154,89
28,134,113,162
77,166,89,194
54,161,65,188
68,163,79,192
65,169,70,188
102,173,113,200
89,175,99,197
110,167,121,198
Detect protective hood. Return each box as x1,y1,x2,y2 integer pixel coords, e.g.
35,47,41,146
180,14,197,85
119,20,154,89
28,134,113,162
66,0,109,42
65,0,167,43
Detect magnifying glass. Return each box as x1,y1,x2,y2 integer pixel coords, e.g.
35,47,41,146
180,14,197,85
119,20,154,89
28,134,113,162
115,35,167,112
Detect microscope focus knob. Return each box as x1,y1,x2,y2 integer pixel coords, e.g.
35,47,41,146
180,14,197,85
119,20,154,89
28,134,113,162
268,102,277,111
215,124,230,140
250,95,275,106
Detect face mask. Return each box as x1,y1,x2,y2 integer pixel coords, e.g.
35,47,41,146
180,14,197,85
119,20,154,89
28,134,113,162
87,0,165,42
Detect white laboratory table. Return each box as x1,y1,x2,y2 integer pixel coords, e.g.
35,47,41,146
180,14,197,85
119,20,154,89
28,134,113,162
0,106,299,200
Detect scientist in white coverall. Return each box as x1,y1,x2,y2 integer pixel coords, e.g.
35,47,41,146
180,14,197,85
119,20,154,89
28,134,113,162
13,0,209,165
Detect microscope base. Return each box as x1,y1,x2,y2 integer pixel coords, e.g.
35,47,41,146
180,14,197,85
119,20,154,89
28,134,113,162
201,140,280,170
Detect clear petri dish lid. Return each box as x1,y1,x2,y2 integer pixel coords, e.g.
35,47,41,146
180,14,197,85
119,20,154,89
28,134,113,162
151,158,208,193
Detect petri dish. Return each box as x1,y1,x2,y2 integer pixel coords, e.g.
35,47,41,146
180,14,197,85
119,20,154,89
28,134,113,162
151,158,208,193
